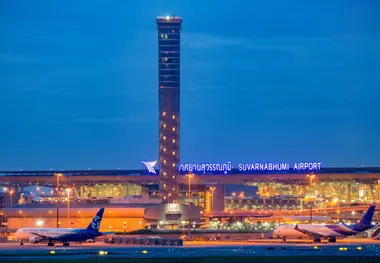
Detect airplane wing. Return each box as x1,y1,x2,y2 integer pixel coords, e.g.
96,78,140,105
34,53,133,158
100,232,115,235
30,232,52,243
294,225,327,238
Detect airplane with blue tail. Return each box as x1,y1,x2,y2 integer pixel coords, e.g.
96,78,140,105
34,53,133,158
273,205,376,242
14,208,114,246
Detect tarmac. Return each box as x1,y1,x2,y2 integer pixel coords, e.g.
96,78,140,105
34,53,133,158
0,239,380,261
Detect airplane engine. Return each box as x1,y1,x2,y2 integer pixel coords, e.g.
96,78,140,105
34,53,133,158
29,236,40,243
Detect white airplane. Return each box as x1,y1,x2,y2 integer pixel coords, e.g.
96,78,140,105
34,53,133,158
272,205,376,242
14,208,113,246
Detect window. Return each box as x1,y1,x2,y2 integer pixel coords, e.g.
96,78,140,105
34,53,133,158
166,214,180,220
159,46,180,52
159,64,179,70
159,76,180,82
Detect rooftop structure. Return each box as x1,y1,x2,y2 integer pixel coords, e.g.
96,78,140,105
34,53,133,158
156,15,182,21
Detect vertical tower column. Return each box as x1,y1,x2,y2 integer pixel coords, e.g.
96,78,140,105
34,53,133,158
156,16,183,203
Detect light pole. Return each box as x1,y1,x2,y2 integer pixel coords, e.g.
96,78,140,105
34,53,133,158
187,173,194,239
66,188,71,224
306,174,316,188
210,187,216,212
231,192,236,210
3,210,7,236
55,173,62,228
55,173,62,201
239,192,244,209
306,197,313,223
3,187,13,207
9,190,13,207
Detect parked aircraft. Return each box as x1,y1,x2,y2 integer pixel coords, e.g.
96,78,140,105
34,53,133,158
272,205,376,242
14,208,113,246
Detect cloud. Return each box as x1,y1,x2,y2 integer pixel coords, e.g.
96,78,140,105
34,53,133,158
182,85,229,92
0,53,42,64
262,108,351,118
182,33,249,49
182,33,335,55
67,114,154,124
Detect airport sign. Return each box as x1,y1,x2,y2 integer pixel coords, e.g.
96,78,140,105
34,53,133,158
178,162,321,174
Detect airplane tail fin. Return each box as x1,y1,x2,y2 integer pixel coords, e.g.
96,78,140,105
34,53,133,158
86,208,104,231
352,205,376,231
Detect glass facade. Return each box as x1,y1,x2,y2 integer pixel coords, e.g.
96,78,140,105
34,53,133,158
78,183,142,198
156,16,182,203
178,180,380,216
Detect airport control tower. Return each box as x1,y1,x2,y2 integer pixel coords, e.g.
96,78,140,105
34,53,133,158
156,15,182,203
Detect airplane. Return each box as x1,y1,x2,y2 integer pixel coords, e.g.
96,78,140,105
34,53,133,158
14,208,113,246
272,205,376,243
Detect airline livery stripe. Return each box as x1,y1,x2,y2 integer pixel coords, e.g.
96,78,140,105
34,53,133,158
325,225,356,235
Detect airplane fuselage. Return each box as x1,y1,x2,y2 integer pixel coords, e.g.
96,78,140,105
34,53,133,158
273,224,360,239
14,228,100,242
13,208,108,246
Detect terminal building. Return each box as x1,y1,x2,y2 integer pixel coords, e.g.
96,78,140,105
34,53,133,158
1,165,380,231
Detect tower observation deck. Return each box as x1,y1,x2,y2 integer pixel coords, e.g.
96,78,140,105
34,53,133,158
156,15,182,203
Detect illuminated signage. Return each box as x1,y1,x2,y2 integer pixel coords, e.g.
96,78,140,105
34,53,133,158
167,203,181,214
178,162,321,174
178,162,232,174
239,162,321,171
142,161,157,174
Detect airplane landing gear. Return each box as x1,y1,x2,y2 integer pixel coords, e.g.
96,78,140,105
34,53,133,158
47,242,55,246
328,237,336,243
313,238,321,243
20,241,24,246
63,242,70,247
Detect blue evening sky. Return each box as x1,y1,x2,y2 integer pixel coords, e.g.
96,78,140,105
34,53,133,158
0,0,379,170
